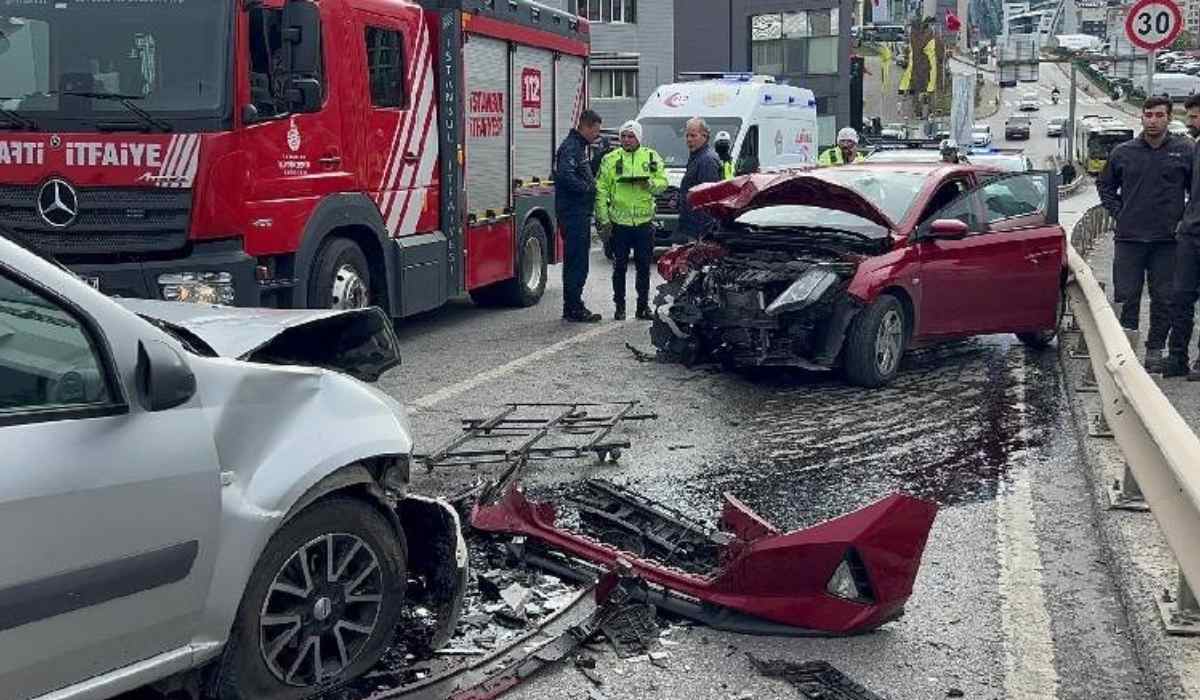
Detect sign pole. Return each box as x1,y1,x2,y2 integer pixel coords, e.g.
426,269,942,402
1068,61,1078,164
1147,49,1156,98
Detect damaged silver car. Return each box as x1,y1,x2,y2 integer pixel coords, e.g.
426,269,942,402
651,164,1065,386
0,237,466,699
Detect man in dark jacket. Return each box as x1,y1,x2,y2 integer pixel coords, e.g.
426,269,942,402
1167,117,1200,377
677,117,724,239
555,110,603,323
1097,95,1193,370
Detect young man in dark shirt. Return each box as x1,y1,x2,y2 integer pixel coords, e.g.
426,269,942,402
1097,95,1194,370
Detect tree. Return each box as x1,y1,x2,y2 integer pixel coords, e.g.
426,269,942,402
1172,30,1195,51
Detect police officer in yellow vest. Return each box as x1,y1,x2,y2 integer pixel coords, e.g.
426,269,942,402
595,120,669,320
714,131,735,180
818,127,866,166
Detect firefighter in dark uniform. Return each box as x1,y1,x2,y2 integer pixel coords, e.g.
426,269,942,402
554,110,603,323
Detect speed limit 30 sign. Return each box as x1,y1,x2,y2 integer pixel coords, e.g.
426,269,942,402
1125,0,1183,51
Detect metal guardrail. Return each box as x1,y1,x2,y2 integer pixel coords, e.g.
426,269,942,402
1067,205,1200,635
1059,170,1086,196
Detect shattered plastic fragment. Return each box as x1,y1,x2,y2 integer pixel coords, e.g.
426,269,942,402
747,656,885,700
472,479,938,635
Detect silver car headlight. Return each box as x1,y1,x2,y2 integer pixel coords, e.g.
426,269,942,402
158,271,235,305
764,266,840,317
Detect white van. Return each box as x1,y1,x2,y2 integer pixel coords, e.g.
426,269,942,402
1152,72,1200,101
634,74,819,245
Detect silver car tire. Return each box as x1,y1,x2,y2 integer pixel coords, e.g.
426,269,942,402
213,498,407,699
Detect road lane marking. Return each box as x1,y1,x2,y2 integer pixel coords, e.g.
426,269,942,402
996,356,1061,699
410,322,624,409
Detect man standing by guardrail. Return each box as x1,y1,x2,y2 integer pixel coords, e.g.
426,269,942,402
1186,94,1200,139
1097,96,1194,371
1166,103,1200,378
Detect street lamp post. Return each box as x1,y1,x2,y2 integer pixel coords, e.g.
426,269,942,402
1067,60,1078,166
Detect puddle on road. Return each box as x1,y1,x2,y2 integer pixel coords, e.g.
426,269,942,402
681,338,1067,531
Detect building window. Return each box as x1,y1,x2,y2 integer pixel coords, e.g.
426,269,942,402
750,9,840,76
364,27,406,108
590,69,637,99
569,0,636,24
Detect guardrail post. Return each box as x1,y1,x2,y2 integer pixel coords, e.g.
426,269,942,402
1109,462,1150,511
1078,358,1099,393
1158,570,1200,636
1089,408,1115,438
1071,329,1090,359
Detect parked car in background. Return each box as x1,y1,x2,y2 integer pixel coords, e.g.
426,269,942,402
1005,116,1032,140
1046,117,1067,137
880,122,909,140
972,123,993,146
967,148,1035,173
652,164,1065,386
864,148,948,164
0,235,467,699
1152,72,1200,101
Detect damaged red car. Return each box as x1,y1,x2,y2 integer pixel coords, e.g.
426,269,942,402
652,164,1066,386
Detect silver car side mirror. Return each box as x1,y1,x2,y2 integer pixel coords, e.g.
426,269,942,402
135,340,196,412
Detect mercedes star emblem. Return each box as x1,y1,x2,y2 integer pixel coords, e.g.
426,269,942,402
37,179,79,228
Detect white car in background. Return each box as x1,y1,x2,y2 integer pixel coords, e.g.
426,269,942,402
1046,117,1067,137
972,123,992,146
880,122,908,140
1018,92,1040,111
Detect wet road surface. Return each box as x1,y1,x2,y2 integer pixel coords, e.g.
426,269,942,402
361,245,1144,700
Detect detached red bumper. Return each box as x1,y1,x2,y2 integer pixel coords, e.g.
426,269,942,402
472,485,938,635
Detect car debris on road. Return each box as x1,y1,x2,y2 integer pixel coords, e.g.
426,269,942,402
472,478,938,636
746,655,885,700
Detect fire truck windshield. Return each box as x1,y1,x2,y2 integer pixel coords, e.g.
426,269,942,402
0,2,232,131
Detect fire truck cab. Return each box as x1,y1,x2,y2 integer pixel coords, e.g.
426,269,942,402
0,0,589,317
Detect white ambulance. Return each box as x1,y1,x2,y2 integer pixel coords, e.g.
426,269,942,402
634,74,818,245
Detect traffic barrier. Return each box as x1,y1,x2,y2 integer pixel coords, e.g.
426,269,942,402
1067,204,1200,635
1058,169,1087,197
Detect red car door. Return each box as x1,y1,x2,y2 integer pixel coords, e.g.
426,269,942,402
914,172,1058,337
978,172,1062,331
909,176,1013,338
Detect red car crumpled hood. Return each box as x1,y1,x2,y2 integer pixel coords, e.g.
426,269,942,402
689,171,895,230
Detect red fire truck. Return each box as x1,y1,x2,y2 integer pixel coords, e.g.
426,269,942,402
0,0,588,316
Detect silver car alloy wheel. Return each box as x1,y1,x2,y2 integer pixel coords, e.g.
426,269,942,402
522,235,544,294
874,308,904,375
258,533,384,687
330,264,369,310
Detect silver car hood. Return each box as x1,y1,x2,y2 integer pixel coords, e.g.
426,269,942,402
116,300,401,383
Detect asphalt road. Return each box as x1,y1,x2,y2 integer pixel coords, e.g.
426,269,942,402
369,70,1149,696
122,66,1157,700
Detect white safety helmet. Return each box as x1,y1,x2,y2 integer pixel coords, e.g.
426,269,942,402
837,127,859,144
715,130,732,145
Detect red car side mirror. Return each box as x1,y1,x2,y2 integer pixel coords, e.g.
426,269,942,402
927,219,970,239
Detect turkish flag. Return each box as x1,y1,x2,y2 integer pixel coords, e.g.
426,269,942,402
945,11,962,32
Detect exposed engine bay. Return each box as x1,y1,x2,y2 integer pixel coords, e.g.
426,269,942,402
651,229,889,369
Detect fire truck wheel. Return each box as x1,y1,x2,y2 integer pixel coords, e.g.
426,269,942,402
470,220,548,307
309,238,372,310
